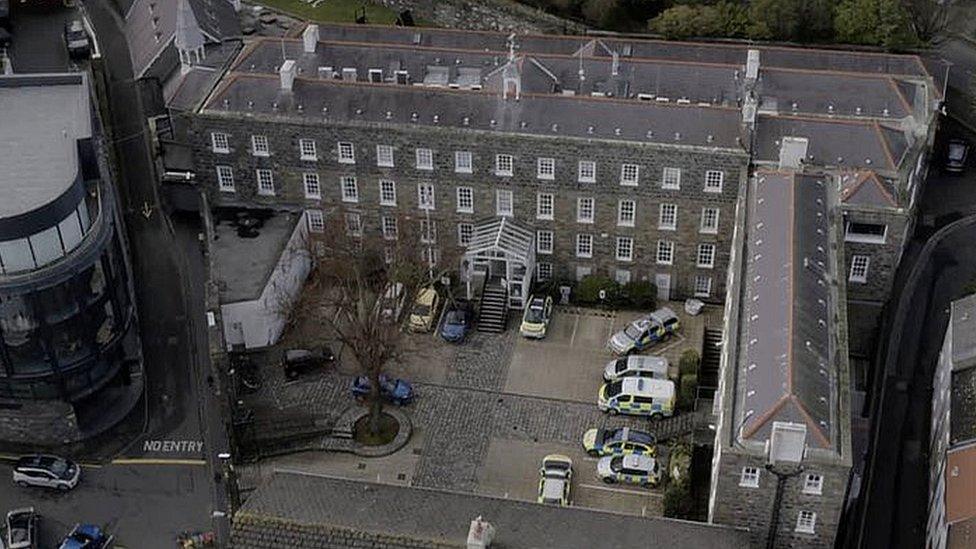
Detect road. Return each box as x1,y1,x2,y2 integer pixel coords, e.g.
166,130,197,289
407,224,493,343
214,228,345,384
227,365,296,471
0,461,210,548
853,123,976,548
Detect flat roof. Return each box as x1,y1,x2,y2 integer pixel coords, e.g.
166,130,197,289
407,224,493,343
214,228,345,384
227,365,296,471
232,471,751,548
0,73,92,219
736,171,839,450
212,210,300,303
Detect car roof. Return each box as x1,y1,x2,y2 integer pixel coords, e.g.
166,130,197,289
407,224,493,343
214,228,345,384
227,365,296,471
416,287,436,304
620,377,675,398
15,454,62,468
621,454,655,470
624,356,669,370
541,478,566,498
649,307,678,322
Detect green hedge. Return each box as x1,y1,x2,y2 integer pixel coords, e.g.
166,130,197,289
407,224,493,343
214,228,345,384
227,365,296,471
567,276,658,310
679,349,700,377
678,373,698,411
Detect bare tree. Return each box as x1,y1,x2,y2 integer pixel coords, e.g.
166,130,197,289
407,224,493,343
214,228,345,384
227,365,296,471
902,0,949,44
295,209,459,435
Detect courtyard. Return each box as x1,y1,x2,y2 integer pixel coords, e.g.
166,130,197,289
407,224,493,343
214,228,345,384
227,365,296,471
237,301,719,518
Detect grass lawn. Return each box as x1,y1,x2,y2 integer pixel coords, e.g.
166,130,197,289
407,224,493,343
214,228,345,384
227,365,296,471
251,0,401,25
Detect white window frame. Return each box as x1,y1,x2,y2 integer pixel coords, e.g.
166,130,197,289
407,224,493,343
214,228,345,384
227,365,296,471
456,187,474,214
537,157,555,180
618,199,636,227
739,467,760,488
420,219,437,244
251,135,270,157
338,141,355,164
694,275,712,298
216,166,235,192
306,209,324,233
496,189,514,217
495,154,514,177
340,176,359,203
379,180,397,206
256,169,274,195
381,216,398,240
662,167,681,189
457,223,473,246
577,197,595,224
537,230,553,255
418,183,436,210
345,212,362,237
303,172,321,199
803,473,823,496
578,160,596,183
697,243,716,269
211,132,230,153
416,148,434,171
795,511,817,534
704,170,724,193
659,203,677,231
576,234,593,258
844,222,888,244
620,163,640,186
455,151,473,174
376,144,394,168
700,207,720,234
537,193,554,220
849,255,870,283
616,236,634,262
656,240,674,265
299,139,317,161
537,262,553,281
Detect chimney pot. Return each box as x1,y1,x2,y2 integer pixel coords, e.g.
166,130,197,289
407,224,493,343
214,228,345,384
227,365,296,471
303,25,320,54
279,59,297,91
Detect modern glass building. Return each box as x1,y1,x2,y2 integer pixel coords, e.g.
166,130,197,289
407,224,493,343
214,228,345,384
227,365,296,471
0,73,141,441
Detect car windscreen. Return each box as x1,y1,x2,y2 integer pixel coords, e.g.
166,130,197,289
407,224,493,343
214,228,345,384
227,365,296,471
614,359,628,373
445,311,464,325
605,381,623,397
412,304,430,316
949,144,966,161
628,431,655,445
525,307,544,322
47,458,69,476
624,323,643,339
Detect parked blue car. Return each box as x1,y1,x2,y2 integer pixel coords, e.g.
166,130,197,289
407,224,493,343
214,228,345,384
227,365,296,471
351,374,414,405
440,303,473,342
58,524,114,549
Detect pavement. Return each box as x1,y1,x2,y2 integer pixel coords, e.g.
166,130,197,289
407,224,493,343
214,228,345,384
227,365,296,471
853,122,976,548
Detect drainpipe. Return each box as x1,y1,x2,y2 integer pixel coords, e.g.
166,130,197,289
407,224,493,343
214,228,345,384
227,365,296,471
765,464,804,549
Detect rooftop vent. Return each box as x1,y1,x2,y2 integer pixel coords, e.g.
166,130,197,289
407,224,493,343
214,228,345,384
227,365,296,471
622,44,633,57
412,32,422,45
462,117,470,126
279,60,297,91
855,106,862,115
587,126,594,134
411,112,418,122
395,70,409,85
341,67,357,81
745,49,760,80
779,136,809,170
368,69,383,83
767,421,807,465
302,24,319,54
433,115,440,124
317,66,332,79
551,124,559,132
385,111,392,120
614,128,621,136
882,108,890,117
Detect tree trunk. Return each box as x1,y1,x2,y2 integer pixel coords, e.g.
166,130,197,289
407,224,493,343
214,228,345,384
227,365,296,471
368,368,384,435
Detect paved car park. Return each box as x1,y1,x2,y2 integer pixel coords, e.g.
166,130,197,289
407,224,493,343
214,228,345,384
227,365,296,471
240,301,716,518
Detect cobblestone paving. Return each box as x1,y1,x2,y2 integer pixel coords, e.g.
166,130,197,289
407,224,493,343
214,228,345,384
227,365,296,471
445,330,515,390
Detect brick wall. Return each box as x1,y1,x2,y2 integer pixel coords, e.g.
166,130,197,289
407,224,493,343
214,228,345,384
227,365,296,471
190,113,749,301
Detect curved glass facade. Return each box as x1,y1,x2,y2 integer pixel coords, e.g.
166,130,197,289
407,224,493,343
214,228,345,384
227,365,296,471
0,186,135,402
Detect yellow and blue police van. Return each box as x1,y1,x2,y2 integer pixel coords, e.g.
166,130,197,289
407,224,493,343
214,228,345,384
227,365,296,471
597,377,675,419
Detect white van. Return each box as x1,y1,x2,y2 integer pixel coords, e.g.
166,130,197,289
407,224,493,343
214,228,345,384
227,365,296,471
603,355,669,382
598,377,676,419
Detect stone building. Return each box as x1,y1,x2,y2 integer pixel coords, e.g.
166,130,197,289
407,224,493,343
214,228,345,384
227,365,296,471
925,293,976,549
0,73,142,444
182,23,938,314
708,169,852,548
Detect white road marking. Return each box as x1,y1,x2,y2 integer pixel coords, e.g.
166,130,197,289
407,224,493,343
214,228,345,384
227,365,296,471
569,314,580,346
579,482,662,496
652,333,687,354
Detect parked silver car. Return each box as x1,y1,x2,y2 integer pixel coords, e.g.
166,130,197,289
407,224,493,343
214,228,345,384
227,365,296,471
12,455,80,491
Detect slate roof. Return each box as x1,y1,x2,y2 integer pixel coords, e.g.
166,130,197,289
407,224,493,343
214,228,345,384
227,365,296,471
737,171,838,450
311,23,930,77
950,294,976,444
231,471,751,549
125,0,239,78
205,74,746,150
839,171,898,208
754,115,907,171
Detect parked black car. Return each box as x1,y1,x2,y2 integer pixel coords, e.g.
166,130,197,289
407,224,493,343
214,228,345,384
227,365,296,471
282,347,335,380
64,20,91,60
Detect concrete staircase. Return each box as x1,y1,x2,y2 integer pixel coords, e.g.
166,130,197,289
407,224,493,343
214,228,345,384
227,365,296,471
698,328,723,399
477,282,508,333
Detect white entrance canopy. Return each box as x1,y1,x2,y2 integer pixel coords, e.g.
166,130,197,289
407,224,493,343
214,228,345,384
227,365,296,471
463,217,535,309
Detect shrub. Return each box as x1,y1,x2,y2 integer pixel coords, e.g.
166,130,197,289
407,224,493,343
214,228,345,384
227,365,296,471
574,275,619,306
678,373,698,411
678,349,700,377
620,280,656,310
663,481,695,518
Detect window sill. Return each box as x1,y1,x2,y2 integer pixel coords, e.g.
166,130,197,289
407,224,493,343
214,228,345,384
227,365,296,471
252,152,270,158
658,226,677,232
212,149,230,154
697,264,715,270
455,168,473,174
305,195,322,200
257,191,276,197
578,179,596,184
849,278,868,284
341,198,359,204
844,235,886,245
537,216,554,221
618,222,635,228
381,202,398,207
577,219,595,224
620,181,638,187
301,156,318,162
704,187,723,194
219,187,236,193
416,166,434,171
700,228,719,235
338,159,356,165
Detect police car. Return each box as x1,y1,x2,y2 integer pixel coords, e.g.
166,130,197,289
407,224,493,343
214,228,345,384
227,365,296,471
606,308,680,355
596,454,661,487
597,377,675,419
602,355,669,382
581,427,657,457
536,454,572,506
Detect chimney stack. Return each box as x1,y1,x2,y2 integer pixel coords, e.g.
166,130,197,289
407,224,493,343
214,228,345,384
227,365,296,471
303,24,319,54
745,49,760,81
778,137,809,170
280,59,296,91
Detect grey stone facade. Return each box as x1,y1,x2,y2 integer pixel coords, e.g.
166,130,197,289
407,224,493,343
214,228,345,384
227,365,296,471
190,114,748,301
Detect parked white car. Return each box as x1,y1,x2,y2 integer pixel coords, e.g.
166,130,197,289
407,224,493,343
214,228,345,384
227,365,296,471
12,455,80,491
603,355,669,382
